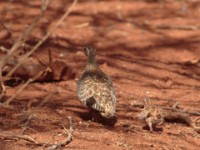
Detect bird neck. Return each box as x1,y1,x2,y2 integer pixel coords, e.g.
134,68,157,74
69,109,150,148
85,53,101,72
87,53,96,65
85,63,99,72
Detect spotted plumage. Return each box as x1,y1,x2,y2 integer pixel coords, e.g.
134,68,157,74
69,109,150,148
138,105,164,132
138,104,200,133
77,47,116,119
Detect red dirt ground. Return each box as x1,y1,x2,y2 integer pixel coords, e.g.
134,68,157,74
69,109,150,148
0,0,200,149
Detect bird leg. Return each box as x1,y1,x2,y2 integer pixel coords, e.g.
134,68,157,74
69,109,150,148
146,117,154,132
0,68,5,93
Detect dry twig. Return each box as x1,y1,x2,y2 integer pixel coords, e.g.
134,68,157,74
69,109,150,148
0,0,13,39
0,131,38,143
162,107,200,116
47,116,73,150
0,0,51,94
5,0,51,59
172,102,179,109
21,113,35,135
19,92,54,134
0,116,74,148
6,0,78,78
0,65,5,93
0,19,12,39
9,92,54,135
1,0,14,20
132,102,200,116
4,70,44,105
37,92,54,107
0,0,51,100
155,24,200,30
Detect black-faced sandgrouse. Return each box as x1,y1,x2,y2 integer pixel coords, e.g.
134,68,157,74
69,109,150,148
138,103,200,132
138,105,164,132
77,47,116,119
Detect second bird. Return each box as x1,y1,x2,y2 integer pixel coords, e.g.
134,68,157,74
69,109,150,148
77,47,116,119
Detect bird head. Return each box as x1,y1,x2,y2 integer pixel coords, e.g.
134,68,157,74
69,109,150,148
84,47,96,57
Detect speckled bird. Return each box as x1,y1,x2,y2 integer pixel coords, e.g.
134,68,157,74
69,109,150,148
77,47,116,119
138,104,200,132
138,105,164,132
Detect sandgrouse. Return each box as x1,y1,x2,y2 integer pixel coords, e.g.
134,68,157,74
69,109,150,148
138,105,164,132
138,104,200,132
77,47,116,119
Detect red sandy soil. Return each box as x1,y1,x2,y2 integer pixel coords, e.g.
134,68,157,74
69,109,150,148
0,0,200,149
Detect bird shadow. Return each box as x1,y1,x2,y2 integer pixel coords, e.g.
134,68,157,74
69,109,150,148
142,125,163,132
77,110,117,128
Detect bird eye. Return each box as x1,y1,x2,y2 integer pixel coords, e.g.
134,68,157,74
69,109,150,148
83,47,89,56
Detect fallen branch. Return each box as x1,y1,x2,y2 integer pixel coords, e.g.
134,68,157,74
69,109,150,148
0,116,73,148
155,24,200,30
0,131,45,145
132,102,200,116
162,107,200,116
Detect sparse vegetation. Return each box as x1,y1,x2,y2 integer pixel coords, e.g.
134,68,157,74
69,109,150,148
0,0,200,149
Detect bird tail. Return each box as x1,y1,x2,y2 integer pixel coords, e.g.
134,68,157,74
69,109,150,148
86,97,105,112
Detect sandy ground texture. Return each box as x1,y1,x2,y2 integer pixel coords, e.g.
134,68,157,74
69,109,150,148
0,0,200,149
